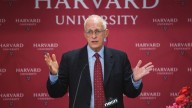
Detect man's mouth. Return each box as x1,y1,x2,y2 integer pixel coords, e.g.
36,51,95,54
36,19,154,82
91,41,98,43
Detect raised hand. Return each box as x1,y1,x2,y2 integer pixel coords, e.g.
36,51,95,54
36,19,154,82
132,60,154,81
44,53,59,75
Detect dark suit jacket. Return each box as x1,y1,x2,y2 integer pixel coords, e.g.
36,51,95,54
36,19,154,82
47,45,143,108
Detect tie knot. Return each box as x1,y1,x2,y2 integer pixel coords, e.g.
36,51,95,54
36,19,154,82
94,53,100,59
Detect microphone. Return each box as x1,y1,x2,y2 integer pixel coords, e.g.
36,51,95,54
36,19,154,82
105,98,118,108
72,64,87,108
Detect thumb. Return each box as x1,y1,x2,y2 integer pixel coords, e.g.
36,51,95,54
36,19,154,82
136,60,142,68
52,54,57,62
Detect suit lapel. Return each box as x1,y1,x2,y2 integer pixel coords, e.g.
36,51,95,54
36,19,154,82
78,46,92,89
104,47,114,86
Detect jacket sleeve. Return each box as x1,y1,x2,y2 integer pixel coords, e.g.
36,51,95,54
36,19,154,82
47,54,69,98
122,52,143,98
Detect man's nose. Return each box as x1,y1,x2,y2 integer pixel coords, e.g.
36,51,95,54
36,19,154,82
91,32,97,38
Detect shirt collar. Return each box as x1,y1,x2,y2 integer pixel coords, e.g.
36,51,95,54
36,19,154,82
87,45,104,59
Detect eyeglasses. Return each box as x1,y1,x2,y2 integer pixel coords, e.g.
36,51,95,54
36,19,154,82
85,29,106,36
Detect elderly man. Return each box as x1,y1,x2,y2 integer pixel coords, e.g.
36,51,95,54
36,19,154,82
45,15,154,108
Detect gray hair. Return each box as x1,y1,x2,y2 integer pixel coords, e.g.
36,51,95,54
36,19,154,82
84,15,107,30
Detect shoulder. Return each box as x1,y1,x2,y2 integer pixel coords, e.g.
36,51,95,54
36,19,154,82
105,47,127,57
105,47,131,65
61,45,87,59
61,48,81,59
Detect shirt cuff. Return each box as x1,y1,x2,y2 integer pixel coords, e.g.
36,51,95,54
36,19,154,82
49,72,58,84
131,75,142,89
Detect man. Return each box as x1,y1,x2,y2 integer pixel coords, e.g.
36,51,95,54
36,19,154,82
45,15,154,108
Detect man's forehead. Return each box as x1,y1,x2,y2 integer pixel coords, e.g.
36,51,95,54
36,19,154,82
86,19,103,27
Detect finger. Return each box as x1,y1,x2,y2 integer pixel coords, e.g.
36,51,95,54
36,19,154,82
143,62,152,69
147,68,153,72
44,52,48,56
44,52,48,58
144,71,150,76
136,60,142,67
44,53,50,60
47,53,52,60
44,54,49,59
145,65,154,70
44,54,48,61
44,53,50,59
52,54,57,62
44,53,52,65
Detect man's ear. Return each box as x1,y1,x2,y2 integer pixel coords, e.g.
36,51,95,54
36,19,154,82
105,29,109,38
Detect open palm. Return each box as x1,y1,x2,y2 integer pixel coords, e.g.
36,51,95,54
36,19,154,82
44,53,59,75
133,60,154,81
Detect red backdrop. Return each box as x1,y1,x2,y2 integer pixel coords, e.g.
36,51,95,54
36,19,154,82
0,0,192,108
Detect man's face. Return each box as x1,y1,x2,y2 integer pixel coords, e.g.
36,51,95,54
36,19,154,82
84,18,108,52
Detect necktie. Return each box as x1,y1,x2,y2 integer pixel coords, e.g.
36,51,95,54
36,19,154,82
94,53,105,108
